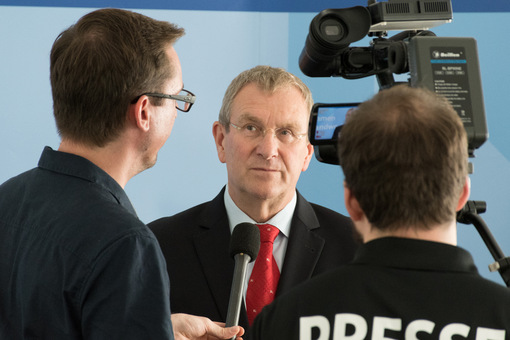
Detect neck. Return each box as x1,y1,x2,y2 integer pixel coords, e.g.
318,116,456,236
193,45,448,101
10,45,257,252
58,138,140,188
229,189,292,223
363,220,458,246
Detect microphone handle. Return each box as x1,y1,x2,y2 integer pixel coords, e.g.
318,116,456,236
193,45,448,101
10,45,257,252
225,253,251,333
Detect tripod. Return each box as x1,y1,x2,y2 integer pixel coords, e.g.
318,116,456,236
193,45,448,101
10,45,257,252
457,200,510,287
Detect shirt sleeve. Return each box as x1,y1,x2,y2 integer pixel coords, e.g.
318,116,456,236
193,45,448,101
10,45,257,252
79,230,174,340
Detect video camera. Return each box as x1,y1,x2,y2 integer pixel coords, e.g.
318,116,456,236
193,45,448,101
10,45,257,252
300,0,488,165
300,1,510,287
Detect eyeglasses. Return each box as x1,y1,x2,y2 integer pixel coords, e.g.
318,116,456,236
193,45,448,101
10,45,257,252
140,89,196,112
229,121,307,145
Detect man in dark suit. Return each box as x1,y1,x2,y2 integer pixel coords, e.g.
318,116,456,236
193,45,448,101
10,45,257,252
149,65,358,331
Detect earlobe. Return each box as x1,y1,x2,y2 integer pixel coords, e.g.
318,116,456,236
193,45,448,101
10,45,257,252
212,121,227,163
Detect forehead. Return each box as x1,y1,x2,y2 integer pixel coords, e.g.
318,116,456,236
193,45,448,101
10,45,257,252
231,83,310,126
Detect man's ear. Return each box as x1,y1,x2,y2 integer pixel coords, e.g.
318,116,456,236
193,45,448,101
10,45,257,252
344,183,364,222
456,176,471,212
301,142,314,172
212,121,227,164
130,96,151,132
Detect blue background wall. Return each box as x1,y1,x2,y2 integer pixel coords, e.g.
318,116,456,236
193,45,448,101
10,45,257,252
1,0,510,285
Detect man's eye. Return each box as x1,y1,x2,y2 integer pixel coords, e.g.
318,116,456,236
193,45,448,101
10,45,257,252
279,129,293,136
245,125,258,132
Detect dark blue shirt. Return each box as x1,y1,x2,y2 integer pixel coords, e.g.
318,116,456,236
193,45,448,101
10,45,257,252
0,147,174,339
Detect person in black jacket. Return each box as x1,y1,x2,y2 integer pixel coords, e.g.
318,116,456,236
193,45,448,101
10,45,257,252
149,65,359,331
248,85,510,339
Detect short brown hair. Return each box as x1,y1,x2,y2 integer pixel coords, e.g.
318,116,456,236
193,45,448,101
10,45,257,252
338,85,468,231
218,65,313,129
50,8,185,147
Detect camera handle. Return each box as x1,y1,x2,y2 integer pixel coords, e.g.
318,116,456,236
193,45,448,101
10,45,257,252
457,200,510,288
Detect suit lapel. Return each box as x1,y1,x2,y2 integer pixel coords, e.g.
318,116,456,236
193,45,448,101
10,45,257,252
193,189,233,322
191,189,322,326
192,188,249,328
276,192,325,298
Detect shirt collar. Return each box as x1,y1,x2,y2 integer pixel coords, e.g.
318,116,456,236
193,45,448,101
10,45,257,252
38,146,137,217
224,184,296,237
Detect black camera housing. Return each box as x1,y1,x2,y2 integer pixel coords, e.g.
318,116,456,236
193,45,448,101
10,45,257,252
300,0,487,164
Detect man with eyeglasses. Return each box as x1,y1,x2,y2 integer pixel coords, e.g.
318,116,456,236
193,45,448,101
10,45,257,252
0,8,242,340
149,65,359,331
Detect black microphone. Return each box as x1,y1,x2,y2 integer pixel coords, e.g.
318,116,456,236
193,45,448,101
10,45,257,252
225,222,260,332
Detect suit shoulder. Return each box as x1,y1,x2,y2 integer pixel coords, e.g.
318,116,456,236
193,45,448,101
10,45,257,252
309,202,351,224
148,201,209,234
306,202,359,246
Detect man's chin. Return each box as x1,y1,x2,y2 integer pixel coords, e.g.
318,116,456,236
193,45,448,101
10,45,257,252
138,154,157,174
246,185,285,201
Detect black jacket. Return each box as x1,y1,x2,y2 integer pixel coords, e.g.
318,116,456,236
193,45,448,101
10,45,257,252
149,187,358,330
249,237,510,339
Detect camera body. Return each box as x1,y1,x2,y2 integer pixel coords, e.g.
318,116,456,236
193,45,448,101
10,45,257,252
301,0,488,164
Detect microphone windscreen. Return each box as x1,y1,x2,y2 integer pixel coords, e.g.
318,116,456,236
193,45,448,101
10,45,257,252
229,222,260,262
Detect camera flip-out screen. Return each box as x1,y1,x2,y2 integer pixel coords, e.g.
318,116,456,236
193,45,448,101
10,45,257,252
308,102,360,165
309,103,359,145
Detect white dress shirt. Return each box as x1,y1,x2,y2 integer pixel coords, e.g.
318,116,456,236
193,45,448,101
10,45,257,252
224,184,297,299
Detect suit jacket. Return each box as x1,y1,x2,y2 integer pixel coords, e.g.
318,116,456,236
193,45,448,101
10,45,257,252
148,187,359,330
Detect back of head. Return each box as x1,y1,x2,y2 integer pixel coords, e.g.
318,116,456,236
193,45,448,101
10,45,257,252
50,8,185,147
338,85,468,231
218,65,313,127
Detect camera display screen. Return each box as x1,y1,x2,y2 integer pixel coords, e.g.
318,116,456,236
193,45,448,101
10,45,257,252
309,103,359,145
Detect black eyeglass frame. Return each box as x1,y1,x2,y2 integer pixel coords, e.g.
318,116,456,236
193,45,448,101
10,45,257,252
138,89,196,112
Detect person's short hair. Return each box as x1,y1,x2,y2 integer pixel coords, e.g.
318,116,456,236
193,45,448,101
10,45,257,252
338,85,468,231
50,8,185,147
218,65,313,129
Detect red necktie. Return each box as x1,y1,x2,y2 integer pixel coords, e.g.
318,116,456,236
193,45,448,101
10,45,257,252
246,224,280,325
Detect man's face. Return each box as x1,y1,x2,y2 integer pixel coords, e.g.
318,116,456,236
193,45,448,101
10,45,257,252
213,83,314,207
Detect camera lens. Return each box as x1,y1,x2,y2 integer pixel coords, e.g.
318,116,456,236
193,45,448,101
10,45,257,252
299,6,371,77
320,19,346,43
